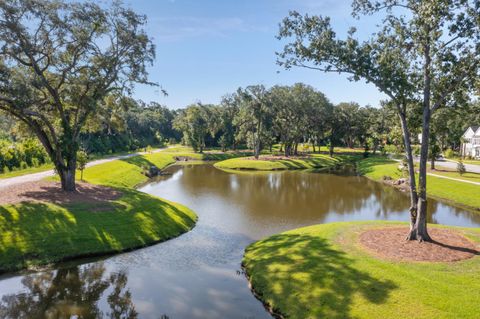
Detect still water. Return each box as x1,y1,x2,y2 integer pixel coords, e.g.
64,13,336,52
0,164,479,319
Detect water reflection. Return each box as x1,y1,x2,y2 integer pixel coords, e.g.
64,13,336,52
148,165,480,232
0,263,137,319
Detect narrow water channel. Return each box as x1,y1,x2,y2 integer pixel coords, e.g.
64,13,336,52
0,164,479,318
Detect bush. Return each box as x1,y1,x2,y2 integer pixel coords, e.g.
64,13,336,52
444,148,455,159
19,161,28,169
457,160,466,176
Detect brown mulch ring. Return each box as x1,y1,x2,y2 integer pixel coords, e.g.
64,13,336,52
0,181,122,208
359,227,480,262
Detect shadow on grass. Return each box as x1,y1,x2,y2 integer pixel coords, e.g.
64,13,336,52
0,189,196,273
120,156,157,170
355,156,397,176
245,233,397,318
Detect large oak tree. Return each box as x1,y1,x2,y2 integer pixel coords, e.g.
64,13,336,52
0,0,155,191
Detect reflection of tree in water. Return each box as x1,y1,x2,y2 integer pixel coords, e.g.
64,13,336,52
178,165,410,221
0,263,137,319
174,165,480,226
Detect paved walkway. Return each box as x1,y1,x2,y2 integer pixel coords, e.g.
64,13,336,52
0,148,166,190
427,173,480,186
426,159,480,173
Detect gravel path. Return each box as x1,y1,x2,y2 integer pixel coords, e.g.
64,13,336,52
0,148,166,190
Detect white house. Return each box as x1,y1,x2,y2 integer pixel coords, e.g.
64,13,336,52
461,126,480,158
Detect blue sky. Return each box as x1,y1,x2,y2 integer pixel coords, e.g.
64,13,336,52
128,0,387,109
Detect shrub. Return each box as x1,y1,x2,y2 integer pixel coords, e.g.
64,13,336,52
19,161,27,169
444,148,455,159
457,160,466,176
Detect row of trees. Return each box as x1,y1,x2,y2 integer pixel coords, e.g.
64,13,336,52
172,83,394,158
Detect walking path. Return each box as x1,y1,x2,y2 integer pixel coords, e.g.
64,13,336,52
427,173,480,186
0,148,166,190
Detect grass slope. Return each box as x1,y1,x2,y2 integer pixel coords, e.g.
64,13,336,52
0,189,196,273
243,221,480,319
358,156,480,210
0,150,202,273
214,154,357,171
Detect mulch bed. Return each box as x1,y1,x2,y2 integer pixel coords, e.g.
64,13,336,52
359,227,479,262
0,181,122,206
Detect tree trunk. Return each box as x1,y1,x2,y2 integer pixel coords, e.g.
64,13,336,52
254,141,260,159
430,157,435,170
398,111,419,235
329,142,334,157
294,142,298,156
58,161,76,192
408,41,432,242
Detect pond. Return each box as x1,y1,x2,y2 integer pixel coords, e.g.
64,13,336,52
0,164,479,318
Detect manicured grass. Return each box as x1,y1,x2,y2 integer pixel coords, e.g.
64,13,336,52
0,188,196,273
79,152,178,188
0,163,53,179
358,156,480,210
214,154,356,171
243,221,480,319
0,150,207,273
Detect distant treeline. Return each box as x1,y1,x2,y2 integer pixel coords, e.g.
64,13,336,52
1,83,479,173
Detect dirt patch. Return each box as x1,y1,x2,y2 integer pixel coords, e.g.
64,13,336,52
359,227,479,262
0,181,122,207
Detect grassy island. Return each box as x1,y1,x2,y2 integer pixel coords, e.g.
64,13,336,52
214,154,357,171
243,221,480,319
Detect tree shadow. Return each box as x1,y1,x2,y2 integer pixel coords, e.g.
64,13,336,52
245,233,398,318
120,156,157,170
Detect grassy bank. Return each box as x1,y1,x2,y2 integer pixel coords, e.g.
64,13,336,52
243,221,480,319
357,156,480,210
0,189,196,273
0,149,207,273
214,153,358,171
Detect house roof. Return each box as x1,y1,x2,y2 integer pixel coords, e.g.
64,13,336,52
463,126,480,137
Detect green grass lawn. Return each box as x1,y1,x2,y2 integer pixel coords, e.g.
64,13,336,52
214,154,358,171
243,221,480,319
0,188,196,273
358,156,480,210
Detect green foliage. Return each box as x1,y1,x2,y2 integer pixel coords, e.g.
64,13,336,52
243,221,480,319
444,149,455,159
76,150,88,181
0,138,49,173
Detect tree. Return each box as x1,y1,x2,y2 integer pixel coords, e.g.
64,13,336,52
233,85,273,159
76,149,88,181
0,0,155,191
278,0,479,241
173,104,219,153
457,160,466,176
